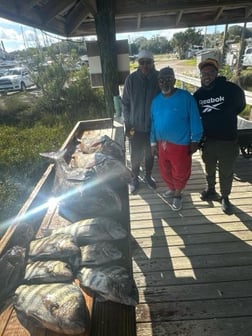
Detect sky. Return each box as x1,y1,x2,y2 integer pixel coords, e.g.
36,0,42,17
0,17,188,52
0,17,251,53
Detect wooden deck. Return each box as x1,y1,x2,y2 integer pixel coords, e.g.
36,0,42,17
1,124,252,336
128,148,252,336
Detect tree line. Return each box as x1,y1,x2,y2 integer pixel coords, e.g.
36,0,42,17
130,26,252,59
7,25,252,65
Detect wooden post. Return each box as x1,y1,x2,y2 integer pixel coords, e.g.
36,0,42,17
221,24,228,66
236,21,247,79
94,0,119,118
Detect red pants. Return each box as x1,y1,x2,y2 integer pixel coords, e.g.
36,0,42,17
158,141,191,190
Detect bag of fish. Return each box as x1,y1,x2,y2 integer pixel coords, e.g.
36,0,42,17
24,260,74,284
49,217,127,245
71,151,132,185
14,283,90,334
78,265,139,306
58,184,123,223
78,135,125,161
28,233,80,261
40,149,125,223
0,246,26,310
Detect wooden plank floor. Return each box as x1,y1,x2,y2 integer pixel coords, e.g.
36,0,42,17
127,147,252,336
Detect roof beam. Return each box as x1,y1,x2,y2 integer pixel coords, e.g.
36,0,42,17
21,0,40,11
80,0,97,16
117,0,252,15
22,0,39,9
245,6,252,18
39,1,74,23
0,0,252,38
0,0,42,25
65,2,90,35
176,10,183,26
214,7,224,21
137,13,142,29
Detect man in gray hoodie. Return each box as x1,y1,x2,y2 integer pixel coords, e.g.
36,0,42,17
122,50,160,194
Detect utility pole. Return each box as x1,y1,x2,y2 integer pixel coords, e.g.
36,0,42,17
203,26,207,49
0,40,7,60
20,26,28,50
221,24,229,66
236,21,247,80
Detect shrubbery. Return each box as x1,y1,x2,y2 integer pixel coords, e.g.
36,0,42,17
0,62,106,228
0,124,68,226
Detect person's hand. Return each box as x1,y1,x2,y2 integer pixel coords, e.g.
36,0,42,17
189,142,199,155
151,144,158,157
125,127,131,138
125,126,134,138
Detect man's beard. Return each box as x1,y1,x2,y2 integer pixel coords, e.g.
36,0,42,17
161,84,173,94
201,78,217,89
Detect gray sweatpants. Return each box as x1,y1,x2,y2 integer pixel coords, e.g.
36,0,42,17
202,139,239,197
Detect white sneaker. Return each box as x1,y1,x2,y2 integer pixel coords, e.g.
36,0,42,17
162,189,174,198
171,196,182,211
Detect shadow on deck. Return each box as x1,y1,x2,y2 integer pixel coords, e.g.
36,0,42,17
128,150,252,336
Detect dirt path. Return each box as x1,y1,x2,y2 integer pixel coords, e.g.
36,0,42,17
155,58,198,76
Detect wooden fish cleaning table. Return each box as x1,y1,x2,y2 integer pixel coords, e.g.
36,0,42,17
0,118,136,336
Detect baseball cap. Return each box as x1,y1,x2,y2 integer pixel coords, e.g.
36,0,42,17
138,50,154,60
158,67,175,78
198,58,220,71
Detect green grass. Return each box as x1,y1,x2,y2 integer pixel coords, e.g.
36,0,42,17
154,53,177,61
182,58,197,66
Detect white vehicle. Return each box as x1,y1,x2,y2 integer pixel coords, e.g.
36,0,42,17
242,47,252,69
0,66,34,92
186,45,203,59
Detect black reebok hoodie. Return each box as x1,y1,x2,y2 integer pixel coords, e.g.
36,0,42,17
194,76,246,141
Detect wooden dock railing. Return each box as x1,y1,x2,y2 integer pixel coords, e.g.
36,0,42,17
176,73,252,109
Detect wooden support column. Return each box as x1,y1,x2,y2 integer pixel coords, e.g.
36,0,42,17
236,21,247,78
221,24,228,66
95,0,119,118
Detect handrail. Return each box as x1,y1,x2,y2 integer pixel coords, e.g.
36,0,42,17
175,73,252,106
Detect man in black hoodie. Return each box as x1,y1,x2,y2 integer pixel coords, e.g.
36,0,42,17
194,58,246,214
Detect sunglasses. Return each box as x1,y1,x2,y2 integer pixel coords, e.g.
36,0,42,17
139,59,152,65
158,76,174,84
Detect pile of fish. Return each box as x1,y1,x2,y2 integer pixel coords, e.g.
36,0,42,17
12,134,138,335
39,135,132,223
77,134,124,160
14,217,138,334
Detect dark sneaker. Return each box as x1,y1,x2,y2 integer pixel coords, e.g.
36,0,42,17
221,197,233,215
200,189,220,201
170,196,183,211
143,175,156,190
130,178,139,194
